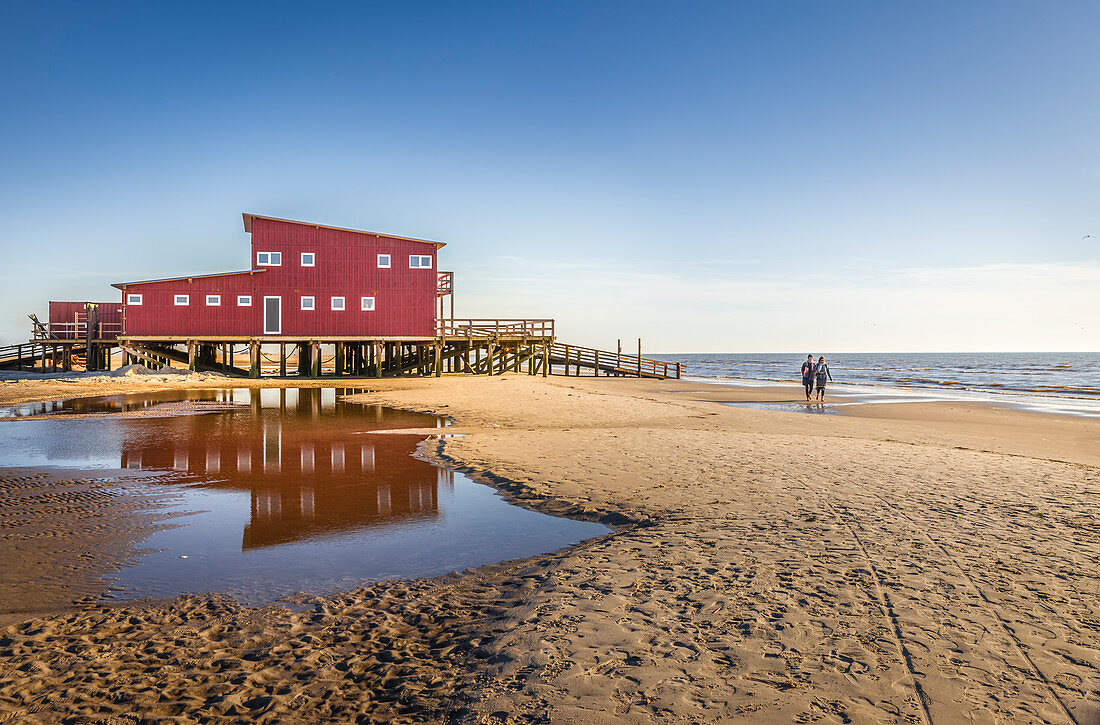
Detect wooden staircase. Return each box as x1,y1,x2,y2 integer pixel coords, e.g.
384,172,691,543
549,342,680,379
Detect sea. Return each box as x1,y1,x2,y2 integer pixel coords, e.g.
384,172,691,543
652,352,1100,417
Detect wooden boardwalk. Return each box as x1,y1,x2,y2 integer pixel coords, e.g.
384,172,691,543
4,318,680,380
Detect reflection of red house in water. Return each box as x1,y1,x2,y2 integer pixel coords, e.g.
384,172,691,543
118,388,450,549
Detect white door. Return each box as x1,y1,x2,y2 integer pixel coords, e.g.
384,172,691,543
263,296,281,335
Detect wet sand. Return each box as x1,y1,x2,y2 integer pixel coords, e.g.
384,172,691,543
0,372,1098,723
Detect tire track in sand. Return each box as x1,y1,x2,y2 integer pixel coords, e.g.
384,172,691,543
867,490,1080,725
816,496,936,725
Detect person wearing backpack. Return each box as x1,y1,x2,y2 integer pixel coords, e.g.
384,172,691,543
814,356,833,401
800,354,815,400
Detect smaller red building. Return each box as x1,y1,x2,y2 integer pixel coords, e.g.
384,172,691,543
46,301,124,339
113,214,445,338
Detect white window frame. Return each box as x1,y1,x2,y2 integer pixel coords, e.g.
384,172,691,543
237,295,252,307
409,254,433,269
361,296,375,311
256,251,282,266
377,253,391,268
126,294,142,306
331,296,345,311
206,294,221,306
174,294,189,306
301,252,315,267
301,295,315,311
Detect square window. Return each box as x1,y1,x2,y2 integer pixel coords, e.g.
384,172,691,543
377,254,391,268
257,251,282,266
126,294,142,306
206,295,221,306
237,295,252,306
361,296,375,311
331,296,345,311
409,255,432,269
301,296,315,310
301,252,315,267
174,294,189,306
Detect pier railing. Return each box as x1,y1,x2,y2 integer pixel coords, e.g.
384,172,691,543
549,342,680,379
33,322,123,340
436,271,454,296
438,319,555,338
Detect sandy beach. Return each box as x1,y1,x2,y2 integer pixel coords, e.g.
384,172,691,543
0,372,1097,723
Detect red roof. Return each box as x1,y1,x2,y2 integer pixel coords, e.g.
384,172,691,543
242,213,447,248
112,269,266,289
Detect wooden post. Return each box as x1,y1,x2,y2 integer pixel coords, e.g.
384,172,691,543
335,342,345,376
311,342,321,378
434,343,443,377
249,341,260,379
637,338,642,378
542,342,549,377
188,342,197,371
594,349,600,377
279,343,287,377
373,342,382,378
62,345,71,372
84,304,96,372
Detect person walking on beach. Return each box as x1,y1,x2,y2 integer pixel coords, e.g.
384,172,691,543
800,354,815,400
814,356,833,401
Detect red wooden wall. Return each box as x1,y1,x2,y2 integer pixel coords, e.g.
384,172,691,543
118,217,440,338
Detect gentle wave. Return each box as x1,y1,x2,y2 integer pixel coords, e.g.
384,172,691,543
656,352,1100,401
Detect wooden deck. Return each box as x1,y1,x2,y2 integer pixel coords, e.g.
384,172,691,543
7,318,679,379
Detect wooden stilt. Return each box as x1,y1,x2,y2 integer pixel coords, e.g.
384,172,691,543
279,343,286,377
249,341,260,379
311,342,321,378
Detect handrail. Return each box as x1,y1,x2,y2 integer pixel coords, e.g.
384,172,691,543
549,342,680,379
34,322,123,340
436,271,454,296
437,319,555,338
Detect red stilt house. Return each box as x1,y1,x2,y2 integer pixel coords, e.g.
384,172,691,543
113,214,445,338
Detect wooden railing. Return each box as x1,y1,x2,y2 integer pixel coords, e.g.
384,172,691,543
34,322,123,340
549,342,680,379
437,271,454,296
438,319,555,338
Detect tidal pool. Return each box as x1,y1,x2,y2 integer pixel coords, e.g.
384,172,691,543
0,388,609,604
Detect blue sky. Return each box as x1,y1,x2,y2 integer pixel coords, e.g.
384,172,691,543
1,1,1097,351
